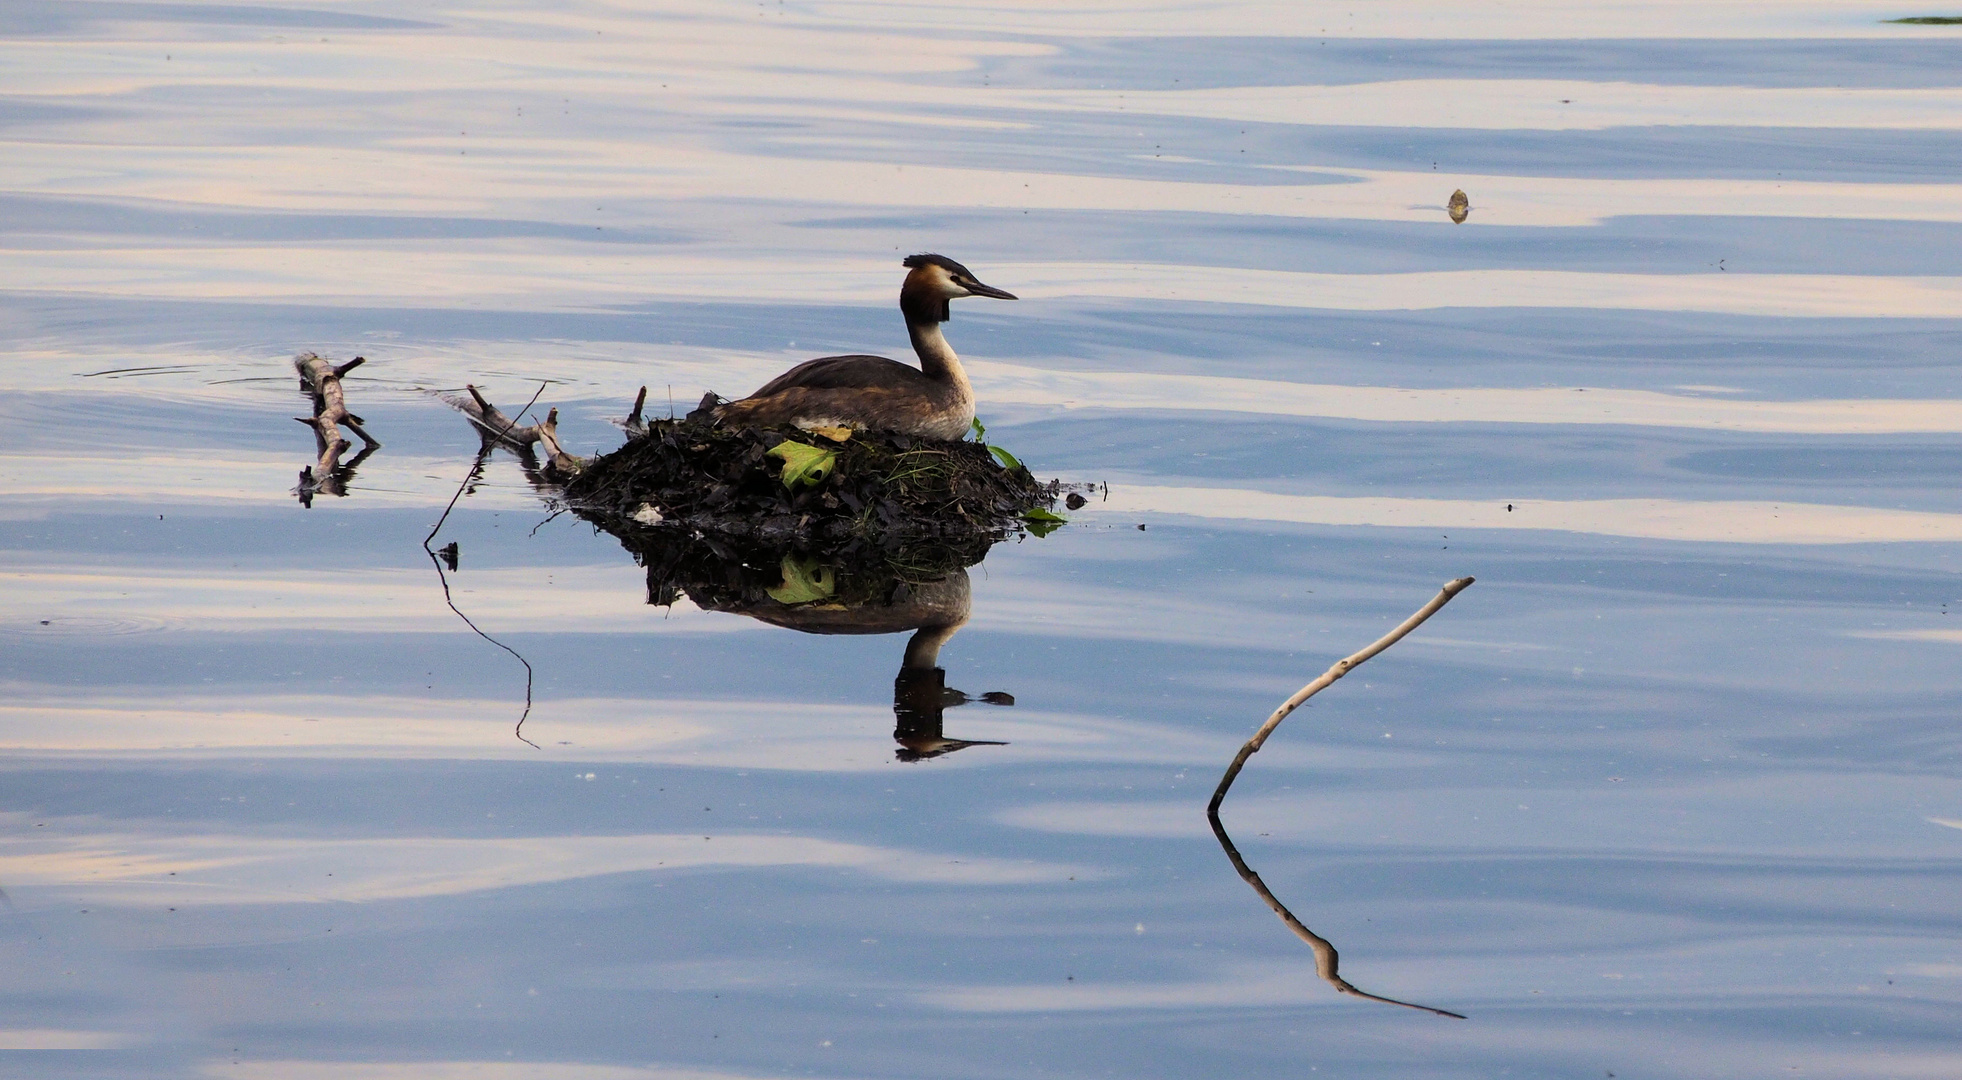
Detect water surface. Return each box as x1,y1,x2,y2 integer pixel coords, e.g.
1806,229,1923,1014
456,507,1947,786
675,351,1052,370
4,3,1962,1077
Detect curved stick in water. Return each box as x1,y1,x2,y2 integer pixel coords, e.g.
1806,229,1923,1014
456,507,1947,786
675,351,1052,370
1205,577,1475,1018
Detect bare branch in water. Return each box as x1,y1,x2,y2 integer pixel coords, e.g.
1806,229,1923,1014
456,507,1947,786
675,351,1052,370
1210,577,1474,813
445,383,545,450
440,384,587,476
531,407,583,474
296,352,379,448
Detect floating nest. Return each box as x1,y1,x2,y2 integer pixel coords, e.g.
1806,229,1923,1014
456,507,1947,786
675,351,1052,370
561,417,1063,603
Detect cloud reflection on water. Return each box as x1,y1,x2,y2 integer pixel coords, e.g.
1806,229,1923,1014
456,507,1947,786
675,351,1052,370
0,692,1222,769
0,821,1088,905
1004,80,1962,131
212,1064,795,1080
15,242,1962,314
1095,486,1962,544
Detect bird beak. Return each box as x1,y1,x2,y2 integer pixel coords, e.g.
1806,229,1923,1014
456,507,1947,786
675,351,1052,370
964,280,1017,300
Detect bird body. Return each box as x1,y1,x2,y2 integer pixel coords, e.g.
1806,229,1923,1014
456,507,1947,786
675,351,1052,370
711,254,1014,440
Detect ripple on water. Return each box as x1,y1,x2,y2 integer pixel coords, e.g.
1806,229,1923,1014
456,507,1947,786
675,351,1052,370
0,615,172,637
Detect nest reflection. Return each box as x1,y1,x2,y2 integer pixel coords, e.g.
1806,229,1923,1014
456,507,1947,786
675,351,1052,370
585,508,1015,761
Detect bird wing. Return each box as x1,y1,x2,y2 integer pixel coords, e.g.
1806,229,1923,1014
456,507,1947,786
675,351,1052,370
742,354,924,398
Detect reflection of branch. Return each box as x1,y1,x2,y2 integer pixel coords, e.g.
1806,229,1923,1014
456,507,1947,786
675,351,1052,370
1207,810,1465,1019
1210,577,1474,813
296,441,377,506
422,383,550,748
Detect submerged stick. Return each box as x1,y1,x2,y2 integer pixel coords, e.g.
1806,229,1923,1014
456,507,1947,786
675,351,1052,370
421,446,538,748
1208,811,1465,1018
1210,577,1473,814
420,381,551,747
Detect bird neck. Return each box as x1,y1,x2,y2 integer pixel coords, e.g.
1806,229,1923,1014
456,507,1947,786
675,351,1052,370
906,316,970,394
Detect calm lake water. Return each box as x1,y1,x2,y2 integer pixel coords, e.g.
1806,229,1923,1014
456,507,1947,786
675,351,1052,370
6,2,1962,1077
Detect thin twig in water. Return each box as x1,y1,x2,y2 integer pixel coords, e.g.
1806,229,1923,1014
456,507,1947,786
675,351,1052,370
1210,577,1474,813
1208,812,1465,1018
423,381,549,747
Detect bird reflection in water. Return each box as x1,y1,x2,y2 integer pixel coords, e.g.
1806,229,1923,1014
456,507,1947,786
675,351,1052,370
890,604,1011,762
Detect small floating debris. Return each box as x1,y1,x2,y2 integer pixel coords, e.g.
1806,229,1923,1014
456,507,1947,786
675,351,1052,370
1447,189,1470,224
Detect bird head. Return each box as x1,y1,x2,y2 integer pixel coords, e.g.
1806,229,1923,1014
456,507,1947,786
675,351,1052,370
900,253,1016,323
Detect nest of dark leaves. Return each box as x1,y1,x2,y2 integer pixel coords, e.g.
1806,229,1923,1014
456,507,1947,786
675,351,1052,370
561,416,1062,560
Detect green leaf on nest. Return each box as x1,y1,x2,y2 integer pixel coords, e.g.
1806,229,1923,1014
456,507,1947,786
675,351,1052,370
765,555,836,604
987,444,1024,471
766,439,836,489
1022,507,1066,537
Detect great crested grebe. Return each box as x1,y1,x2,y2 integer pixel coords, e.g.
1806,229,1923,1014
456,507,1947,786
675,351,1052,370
710,253,1016,440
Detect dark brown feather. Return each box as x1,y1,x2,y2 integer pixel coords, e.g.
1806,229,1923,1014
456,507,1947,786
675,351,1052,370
743,354,932,398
